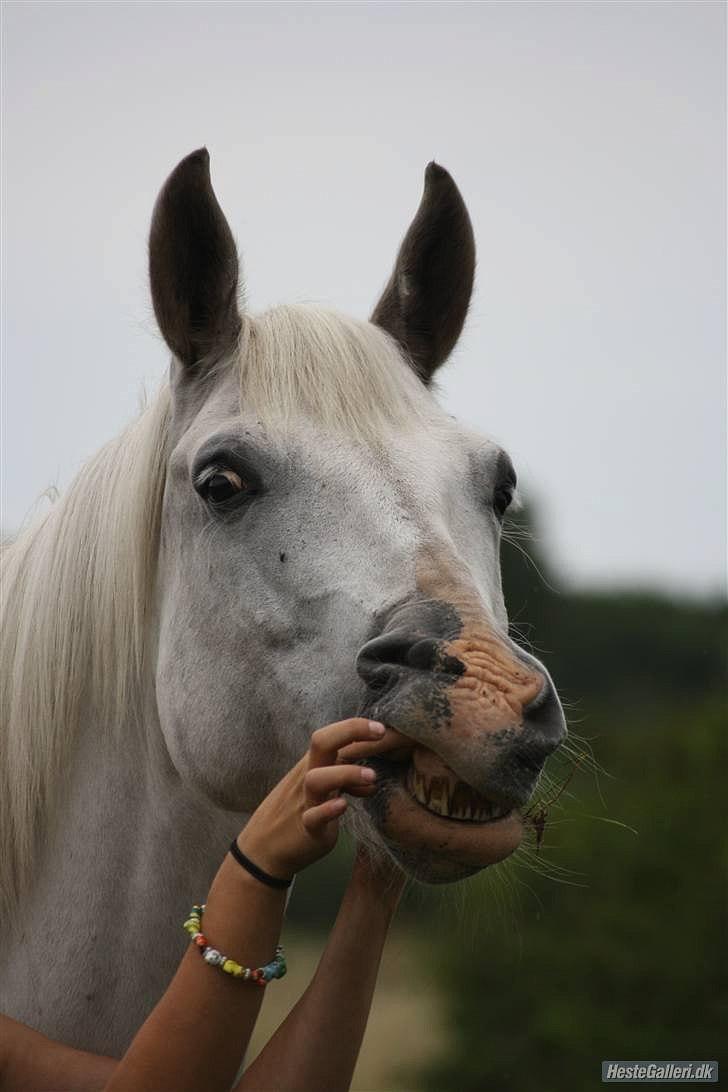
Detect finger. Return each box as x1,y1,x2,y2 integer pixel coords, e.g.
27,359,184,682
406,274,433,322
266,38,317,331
344,783,378,798
302,796,347,833
337,728,411,762
304,763,376,806
308,718,385,769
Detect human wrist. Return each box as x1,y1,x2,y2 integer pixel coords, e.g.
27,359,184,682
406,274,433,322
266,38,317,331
347,853,405,913
205,852,286,918
218,849,285,893
233,830,295,887
352,843,405,886
229,836,294,891
198,854,286,956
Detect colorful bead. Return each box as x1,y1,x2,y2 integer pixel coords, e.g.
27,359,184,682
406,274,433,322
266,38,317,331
182,903,285,986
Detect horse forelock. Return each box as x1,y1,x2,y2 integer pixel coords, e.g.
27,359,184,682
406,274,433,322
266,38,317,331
238,304,442,441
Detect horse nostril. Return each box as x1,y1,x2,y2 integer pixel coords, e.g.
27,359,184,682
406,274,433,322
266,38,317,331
356,631,447,687
405,637,442,672
365,632,416,667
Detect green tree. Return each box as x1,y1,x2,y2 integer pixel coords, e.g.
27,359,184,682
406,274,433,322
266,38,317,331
417,696,727,1091
414,501,728,1091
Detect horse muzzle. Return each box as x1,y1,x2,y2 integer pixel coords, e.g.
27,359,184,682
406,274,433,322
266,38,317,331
354,599,567,881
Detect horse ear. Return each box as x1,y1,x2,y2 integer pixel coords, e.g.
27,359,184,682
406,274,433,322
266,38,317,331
371,162,475,384
149,148,241,369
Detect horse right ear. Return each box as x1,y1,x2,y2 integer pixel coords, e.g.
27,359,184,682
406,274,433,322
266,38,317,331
371,162,475,385
149,148,241,370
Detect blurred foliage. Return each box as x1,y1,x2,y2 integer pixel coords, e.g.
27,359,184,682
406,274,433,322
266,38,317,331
288,500,727,1089
501,499,727,710
417,501,728,1090
417,693,728,1091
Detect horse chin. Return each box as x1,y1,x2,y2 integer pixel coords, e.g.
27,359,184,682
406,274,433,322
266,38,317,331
363,747,524,885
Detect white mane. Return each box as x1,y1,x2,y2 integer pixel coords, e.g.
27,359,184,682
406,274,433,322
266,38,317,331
0,389,172,918
0,304,439,918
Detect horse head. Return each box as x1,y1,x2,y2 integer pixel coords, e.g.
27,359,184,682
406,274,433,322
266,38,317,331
151,149,566,884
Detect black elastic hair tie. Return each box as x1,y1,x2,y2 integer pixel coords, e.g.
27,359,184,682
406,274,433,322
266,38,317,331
229,838,293,890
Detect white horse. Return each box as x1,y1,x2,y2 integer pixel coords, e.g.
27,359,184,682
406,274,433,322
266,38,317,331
0,150,566,1056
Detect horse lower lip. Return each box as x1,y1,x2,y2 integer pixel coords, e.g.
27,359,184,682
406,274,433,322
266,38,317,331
369,763,524,874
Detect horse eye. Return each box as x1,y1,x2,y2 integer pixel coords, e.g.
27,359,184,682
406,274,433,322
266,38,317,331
493,485,513,520
199,469,246,505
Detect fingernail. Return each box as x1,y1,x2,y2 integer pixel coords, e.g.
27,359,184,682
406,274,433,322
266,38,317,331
360,767,377,782
368,721,386,736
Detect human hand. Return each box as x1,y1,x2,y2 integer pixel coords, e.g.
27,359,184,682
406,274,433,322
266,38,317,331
236,718,404,880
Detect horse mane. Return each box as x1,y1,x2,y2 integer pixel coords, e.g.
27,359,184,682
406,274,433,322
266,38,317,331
0,388,172,918
0,304,438,918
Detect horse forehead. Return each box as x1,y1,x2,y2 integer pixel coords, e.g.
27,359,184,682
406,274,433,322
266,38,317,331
174,378,477,494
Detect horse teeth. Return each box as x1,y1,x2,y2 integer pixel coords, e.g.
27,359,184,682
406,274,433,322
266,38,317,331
405,764,508,823
430,785,447,815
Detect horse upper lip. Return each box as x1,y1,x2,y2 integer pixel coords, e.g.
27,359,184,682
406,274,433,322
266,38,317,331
380,728,416,763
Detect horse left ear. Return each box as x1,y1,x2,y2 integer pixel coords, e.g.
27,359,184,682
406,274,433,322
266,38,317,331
371,162,475,385
149,148,241,370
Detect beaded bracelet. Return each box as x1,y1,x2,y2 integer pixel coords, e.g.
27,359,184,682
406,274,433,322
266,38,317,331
183,904,287,985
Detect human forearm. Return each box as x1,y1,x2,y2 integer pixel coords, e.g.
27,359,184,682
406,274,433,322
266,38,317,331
103,854,287,1092
0,1014,117,1092
2,721,401,1092
238,855,404,1092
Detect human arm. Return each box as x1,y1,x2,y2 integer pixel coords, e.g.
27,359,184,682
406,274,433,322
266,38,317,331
0,866,285,1092
0,1014,117,1092
236,845,405,1092
0,844,402,1092
100,717,387,1092
0,717,407,1092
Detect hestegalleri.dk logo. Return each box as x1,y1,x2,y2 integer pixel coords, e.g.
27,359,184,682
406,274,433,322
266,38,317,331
602,1061,718,1083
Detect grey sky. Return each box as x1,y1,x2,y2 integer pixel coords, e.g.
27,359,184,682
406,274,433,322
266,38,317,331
2,1,725,596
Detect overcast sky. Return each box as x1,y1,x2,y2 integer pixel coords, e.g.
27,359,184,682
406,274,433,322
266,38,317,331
2,1,725,597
